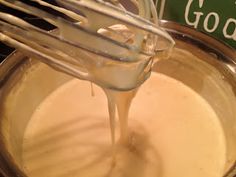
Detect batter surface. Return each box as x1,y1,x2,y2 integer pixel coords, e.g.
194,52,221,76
22,72,226,177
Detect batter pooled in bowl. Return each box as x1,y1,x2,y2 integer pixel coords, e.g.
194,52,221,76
22,72,226,177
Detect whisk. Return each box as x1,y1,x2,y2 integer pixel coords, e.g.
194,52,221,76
0,0,174,90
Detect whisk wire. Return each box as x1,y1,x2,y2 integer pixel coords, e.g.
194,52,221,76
0,0,175,89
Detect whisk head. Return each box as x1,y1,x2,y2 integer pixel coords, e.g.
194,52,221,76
0,0,174,90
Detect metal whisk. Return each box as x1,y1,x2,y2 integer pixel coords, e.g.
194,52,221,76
0,0,174,90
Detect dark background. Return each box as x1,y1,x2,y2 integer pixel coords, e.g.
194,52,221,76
0,42,13,62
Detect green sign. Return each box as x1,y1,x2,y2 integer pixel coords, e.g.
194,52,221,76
156,0,236,49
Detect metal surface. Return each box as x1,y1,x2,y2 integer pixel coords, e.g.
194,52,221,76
0,21,236,177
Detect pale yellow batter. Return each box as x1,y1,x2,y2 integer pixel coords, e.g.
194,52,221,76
22,72,226,177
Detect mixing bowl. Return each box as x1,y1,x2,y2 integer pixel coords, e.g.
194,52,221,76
0,21,235,177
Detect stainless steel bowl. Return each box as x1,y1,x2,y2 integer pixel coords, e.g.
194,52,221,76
0,21,236,177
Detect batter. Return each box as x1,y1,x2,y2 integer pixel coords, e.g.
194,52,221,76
22,72,226,177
